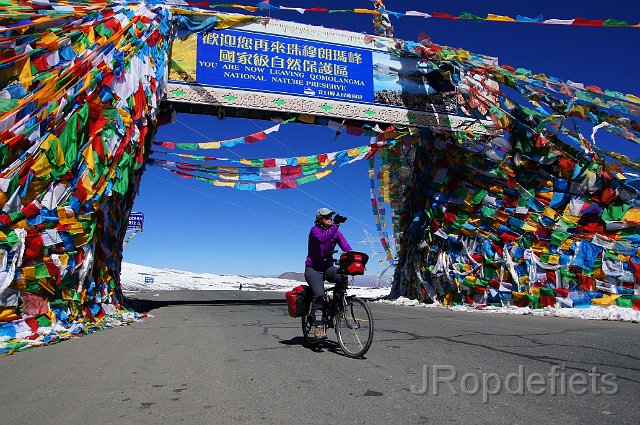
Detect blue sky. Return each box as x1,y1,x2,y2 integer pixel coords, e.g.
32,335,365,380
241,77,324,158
123,0,640,276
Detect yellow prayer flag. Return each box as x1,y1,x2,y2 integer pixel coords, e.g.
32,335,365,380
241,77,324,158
536,191,553,201
22,266,37,280
487,14,515,22
58,254,69,269
57,207,76,224
233,5,259,13
31,153,52,177
531,242,547,253
81,175,95,198
39,31,59,46
62,288,73,301
218,173,239,181
18,57,33,88
39,278,56,295
67,222,85,235
560,238,574,251
213,180,236,188
199,141,221,149
315,169,332,179
55,138,65,166
82,144,95,171
622,208,640,222
9,279,26,292
118,108,132,127
591,294,620,306
347,148,360,157
543,206,559,220
354,8,378,15
494,210,509,222
460,226,475,237
523,220,537,233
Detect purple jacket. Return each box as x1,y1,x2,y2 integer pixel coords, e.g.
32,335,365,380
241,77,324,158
305,225,353,270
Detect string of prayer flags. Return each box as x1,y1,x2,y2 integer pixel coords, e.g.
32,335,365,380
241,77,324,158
153,118,295,150
173,1,640,29
148,143,373,188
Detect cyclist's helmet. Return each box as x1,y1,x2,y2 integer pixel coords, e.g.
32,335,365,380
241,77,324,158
316,207,334,219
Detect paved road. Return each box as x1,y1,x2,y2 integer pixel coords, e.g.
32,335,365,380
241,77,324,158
1,290,638,424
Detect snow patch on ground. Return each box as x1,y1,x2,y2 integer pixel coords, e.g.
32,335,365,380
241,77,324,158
377,297,640,322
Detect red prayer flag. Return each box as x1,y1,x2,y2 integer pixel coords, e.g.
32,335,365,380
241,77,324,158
245,131,266,144
630,260,640,284
281,165,302,179
572,18,606,26
431,12,458,20
276,180,297,190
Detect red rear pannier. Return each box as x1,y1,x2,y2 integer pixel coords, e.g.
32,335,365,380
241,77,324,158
286,285,310,317
338,251,369,276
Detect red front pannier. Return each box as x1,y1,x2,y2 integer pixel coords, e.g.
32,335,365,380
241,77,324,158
286,285,310,317
338,251,369,276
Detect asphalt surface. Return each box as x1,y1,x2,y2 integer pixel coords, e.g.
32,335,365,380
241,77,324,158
1,290,638,424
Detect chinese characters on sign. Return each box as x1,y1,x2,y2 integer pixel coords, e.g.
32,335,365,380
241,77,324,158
196,29,374,103
127,212,144,232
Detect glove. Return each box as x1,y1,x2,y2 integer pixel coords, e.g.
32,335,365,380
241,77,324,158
334,214,347,225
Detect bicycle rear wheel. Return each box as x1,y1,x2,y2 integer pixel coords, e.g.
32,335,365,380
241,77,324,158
335,297,374,358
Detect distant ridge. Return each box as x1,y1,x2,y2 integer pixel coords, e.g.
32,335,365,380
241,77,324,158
277,272,305,282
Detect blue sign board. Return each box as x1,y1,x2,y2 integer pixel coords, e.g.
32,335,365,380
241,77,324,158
196,29,375,104
144,276,154,284
127,212,144,231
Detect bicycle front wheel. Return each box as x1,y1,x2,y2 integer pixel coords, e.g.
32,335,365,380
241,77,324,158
335,297,374,358
301,308,316,345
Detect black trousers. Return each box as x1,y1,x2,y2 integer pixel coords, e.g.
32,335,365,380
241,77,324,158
304,265,347,325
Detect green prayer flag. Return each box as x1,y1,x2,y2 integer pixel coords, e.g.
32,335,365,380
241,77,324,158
0,98,18,113
602,204,630,221
36,315,52,327
539,287,554,296
176,143,197,150
527,294,541,309
460,12,483,21
615,297,632,308
472,189,487,204
35,263,51,279
603,19,629,26
297,175,317,185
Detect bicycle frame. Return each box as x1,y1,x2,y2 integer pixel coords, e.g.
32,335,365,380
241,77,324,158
320,285,350,328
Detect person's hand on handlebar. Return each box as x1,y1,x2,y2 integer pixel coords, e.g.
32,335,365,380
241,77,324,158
334,214,347,225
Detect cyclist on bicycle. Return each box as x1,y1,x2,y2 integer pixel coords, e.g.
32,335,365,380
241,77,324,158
304,207,352,340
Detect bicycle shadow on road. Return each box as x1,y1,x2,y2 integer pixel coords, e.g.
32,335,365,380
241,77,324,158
278,336,367,359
